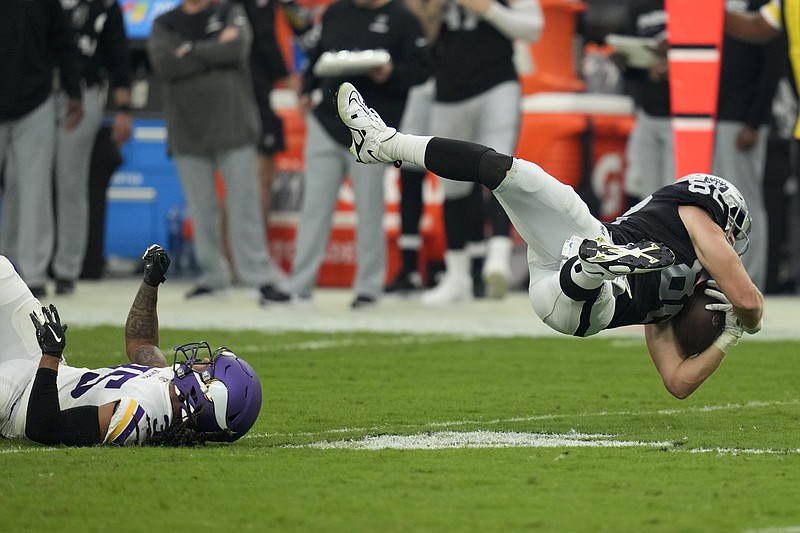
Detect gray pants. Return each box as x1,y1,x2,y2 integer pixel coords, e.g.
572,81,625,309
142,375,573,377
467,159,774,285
290,115,386,299
712,121,769,290
52,86,106,281
432,80,521,200
624,109,675,198
0,97,57,287
173,144,276,289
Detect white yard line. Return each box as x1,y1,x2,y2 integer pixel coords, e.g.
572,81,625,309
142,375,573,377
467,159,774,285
300,430,673,450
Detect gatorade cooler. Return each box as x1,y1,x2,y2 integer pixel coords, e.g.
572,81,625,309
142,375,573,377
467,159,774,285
516,92,634,222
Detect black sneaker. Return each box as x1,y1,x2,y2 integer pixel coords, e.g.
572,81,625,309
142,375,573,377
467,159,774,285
55,279,75,295
578,238,675,279
351,294,376,309
384,271,422,294
260,284,291,304
185,286,229,300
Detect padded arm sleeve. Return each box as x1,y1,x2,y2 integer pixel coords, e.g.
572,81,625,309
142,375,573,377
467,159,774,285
25,368,102,446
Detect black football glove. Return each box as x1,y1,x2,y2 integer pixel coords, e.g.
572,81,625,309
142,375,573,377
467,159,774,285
29,304,68,358
142,244,171,287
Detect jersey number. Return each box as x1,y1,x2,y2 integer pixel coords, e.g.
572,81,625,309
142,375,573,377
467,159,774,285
442,3,480,31
686,177,725,212
70,365,149,399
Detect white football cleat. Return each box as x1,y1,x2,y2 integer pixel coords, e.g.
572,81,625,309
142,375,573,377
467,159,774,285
578,238,675,279
336,82,398,164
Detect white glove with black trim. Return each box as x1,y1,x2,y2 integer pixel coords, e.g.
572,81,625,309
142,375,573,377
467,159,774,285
704,280,744,353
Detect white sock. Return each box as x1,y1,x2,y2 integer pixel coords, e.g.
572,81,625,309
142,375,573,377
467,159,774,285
569,260,605,291
385,133,433,167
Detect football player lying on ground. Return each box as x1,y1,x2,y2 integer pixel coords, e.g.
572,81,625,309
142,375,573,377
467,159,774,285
0,245,262,446
336,82,763,399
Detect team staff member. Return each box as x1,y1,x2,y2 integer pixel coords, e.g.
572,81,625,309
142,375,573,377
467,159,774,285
417,0,543,304
711,0,783,291
614,0,674,205
338,82,763,398
0,0,84,298
52,0,134,295
263,0,429,309
234,0,311,250
725,2,800,143
147,0,288,303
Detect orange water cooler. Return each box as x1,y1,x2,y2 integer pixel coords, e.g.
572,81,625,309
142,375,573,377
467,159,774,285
516,93,635,222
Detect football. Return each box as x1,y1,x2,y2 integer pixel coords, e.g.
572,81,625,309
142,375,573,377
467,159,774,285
670,279,725,357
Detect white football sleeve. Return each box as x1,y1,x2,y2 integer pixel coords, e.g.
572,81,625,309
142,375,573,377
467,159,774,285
483,0,544,42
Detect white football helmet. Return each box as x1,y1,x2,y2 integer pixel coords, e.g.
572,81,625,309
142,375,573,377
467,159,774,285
682,173,752,256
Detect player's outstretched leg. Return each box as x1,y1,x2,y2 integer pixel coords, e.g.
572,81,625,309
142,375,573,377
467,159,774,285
578,238,675,280
336,82,402,164
336,82,511,190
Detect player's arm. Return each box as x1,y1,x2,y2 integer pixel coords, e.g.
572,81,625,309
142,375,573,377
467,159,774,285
125,245,171,368
678,205,763,332
457,0,543,42
26,305,117,445
644,322,729,399
725,8,781,43
191,4,252,67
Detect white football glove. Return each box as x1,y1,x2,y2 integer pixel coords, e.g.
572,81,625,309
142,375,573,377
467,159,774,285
704,279,762,334
704,280,743,353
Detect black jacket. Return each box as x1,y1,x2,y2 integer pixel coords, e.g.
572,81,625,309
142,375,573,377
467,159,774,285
301,0,429,147
0,0,82,121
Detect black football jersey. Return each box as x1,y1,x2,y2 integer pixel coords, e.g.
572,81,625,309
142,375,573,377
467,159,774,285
430,0,517,103
602,176,730,327
60,0,131,89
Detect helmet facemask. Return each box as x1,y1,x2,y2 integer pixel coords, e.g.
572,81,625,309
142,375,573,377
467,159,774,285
720,183,752,257
172,342,262,442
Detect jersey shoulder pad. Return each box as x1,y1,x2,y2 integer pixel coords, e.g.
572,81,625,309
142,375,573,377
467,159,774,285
104,398,151,446
661,178,727,229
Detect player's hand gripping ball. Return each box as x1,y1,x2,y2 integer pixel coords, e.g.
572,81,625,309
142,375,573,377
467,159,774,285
670,279,725,357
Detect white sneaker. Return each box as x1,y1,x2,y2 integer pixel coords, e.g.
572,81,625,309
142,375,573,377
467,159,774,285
421,271,473,305
482,236,513,299
336,82,398,164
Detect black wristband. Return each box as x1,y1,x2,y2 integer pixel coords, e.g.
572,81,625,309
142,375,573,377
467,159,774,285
116,104,133,113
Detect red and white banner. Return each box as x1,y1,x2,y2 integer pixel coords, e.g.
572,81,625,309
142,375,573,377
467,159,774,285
666,0,724,178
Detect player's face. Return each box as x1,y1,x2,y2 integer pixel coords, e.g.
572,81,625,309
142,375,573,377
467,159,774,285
192,357,212,372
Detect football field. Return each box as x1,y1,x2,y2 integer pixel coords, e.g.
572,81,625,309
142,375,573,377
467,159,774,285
2,279,798,532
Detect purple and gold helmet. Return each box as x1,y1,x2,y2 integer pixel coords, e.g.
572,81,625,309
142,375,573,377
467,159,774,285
172,342,262,442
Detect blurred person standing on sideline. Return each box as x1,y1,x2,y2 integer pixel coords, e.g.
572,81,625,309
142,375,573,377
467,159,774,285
725,0,800,143
412,0,544,305
0,0,84,299
234,0,312,247
51,0,134,296
613,0,673,207
262,0,429,309
382,0,437,295
725,0,800,290
711,0,783,291
147,0,288,304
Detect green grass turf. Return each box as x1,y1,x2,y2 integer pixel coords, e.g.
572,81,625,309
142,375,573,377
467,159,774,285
1,326,798,532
